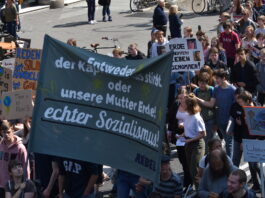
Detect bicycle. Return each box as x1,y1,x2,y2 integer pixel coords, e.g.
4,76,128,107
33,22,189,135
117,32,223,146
192,0,224,15
83,37,124,55
130,0,157,12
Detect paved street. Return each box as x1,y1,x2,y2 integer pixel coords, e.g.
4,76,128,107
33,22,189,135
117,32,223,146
17,2,264,197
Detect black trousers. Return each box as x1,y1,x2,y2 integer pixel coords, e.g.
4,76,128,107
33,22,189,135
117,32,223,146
0,187,5,198
177,146,192,188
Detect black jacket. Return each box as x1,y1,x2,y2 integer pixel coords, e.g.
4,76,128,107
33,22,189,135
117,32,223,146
231,60,258,93
153,5,167,26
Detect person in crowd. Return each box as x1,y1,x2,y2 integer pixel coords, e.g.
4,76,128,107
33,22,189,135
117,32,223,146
147,29,158,58
14,118,31,148
58,157,99,198
229,0,244,22
86,0,96,24
169,5,183,39
100,0,112,22
219,22,241,69
196,25,205,41
217,12,231,36
206,48,228,71
241,26,257,52
254,15,265,36
194,72,215,151
252,0,265,22
167,87,193,191
251,33,265,64
198,149,237,198
3,0,18,38
196,139,233,184
36,155,59,198
182,93,206,188
153,0,167,36
220,169,257,198
213,69,236,157
67,38,77,47
236,91,262,193
125,43,145,60
256,48,265,106
236,9,256,37
231,48,258,94
199,35,210,62
210,37,227,64
228,87,246,167
135,155,183,198
191,66,214,90
245,1,253,20
112,48,123,58
183,26,193,38
0,120,30,198
5,160,36,198
151,30,168,57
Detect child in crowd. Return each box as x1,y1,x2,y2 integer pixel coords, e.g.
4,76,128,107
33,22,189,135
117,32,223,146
112,48,123,58
241,25,257,52
169,5,183,39
199,35,210,62
256,48,265,106
147,29,158,58
205,47,228,71
183,26,193,38
254,15,265,35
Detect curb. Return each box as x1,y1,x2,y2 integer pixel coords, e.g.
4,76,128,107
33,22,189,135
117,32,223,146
19,0,83,14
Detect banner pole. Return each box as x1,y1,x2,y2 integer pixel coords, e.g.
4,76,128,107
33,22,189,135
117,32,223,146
260,162,264,198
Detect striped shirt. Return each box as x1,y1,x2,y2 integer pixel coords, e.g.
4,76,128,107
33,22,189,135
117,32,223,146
154,172,183,198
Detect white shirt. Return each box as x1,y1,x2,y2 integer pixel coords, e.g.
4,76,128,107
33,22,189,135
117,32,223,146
176,110,189,125
151,40,169,57
184,113,206,138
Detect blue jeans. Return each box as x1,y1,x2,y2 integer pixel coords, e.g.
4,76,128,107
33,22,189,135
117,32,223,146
86,0,95,21
218,123,233,158
102,5,110,16
6,21,16,38
117,170,146,198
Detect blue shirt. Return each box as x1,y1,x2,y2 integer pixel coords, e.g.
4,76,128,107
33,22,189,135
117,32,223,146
213,84,236,125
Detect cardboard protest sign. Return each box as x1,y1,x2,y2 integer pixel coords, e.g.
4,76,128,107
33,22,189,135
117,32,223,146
13,48,42,90
166,38,204,72
2,89,33,120
243,139,265,162
0,66,12,94
244,106,265,136
2,58,15,70
29,35,173,182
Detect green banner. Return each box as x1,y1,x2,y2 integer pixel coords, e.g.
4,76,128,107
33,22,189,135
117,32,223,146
29,35,173,182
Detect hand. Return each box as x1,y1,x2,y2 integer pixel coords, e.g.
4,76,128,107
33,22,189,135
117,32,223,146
209,192,219,198
135,183,144,192
42,188,50,198
184,139,192,143
19,182,26,190
237,82,246,87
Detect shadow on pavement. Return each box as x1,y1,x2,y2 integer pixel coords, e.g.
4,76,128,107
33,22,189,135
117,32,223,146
53,21,88,28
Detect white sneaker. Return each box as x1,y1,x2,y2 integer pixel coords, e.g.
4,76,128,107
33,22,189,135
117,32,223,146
88,21,92,24
92,20,97,24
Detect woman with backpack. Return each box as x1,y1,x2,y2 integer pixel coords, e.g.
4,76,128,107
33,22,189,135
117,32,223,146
5,160,36,198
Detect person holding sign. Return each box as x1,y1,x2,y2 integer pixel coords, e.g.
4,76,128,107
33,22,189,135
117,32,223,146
151,31,169,57
182,93,206,188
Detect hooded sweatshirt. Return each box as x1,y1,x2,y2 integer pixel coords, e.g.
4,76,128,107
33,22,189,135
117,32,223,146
0,135,30,188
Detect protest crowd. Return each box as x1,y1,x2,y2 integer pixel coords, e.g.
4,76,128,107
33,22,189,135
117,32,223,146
2,0,265,197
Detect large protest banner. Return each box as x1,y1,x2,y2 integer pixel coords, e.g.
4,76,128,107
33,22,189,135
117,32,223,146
29,35,173,182
166,38,204,72
13,48,42,90
244,106,265,136
1,89,33,120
